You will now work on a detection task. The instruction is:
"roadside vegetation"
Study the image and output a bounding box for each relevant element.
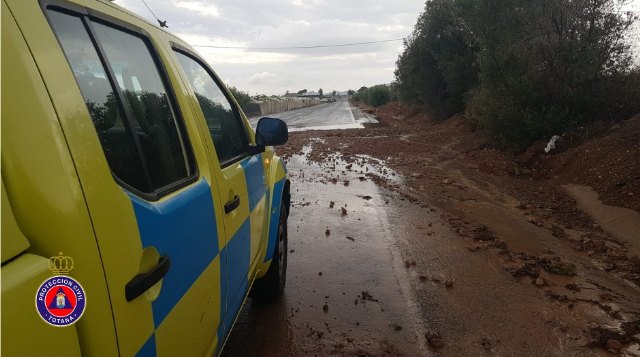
[351,84,398,107]
[394,0,640,149]
[228,86,252,110]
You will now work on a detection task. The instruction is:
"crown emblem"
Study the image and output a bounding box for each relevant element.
[48,252,74,275]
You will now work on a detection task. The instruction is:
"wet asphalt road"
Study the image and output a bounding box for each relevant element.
[248,97,374,131]
[224,102,429,356]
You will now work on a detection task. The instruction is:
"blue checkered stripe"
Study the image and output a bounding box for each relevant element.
[133,155,285,356]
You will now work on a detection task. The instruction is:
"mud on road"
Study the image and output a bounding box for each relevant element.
[224,102,640,356]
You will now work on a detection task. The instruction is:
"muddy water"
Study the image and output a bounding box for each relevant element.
[220,147,615,356]
[222,146,428,356]
[564,184,640,257]
[222,140,640,356]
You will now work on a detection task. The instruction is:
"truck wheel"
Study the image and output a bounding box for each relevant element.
[251,201,288,300]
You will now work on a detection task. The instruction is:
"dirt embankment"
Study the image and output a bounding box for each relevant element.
[278,101,640,355]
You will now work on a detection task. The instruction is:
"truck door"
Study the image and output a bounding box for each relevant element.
[18,4,226,355]
[172,49,269,343]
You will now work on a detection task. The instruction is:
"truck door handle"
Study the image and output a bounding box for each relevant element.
[224,195,240,214]
[125,255,171,302]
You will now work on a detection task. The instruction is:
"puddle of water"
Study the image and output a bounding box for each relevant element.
[564,184,640,256]
[288,117,380,132]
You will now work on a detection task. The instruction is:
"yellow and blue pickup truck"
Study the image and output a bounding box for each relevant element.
[1,0,291,355]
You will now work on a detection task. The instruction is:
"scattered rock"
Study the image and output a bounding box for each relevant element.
[322,302,329,313]
[426,330,444,348]
[565,283,580,291]
[325,228,331,236]
[360,290,378,302]
[346,236,355,241]
[606,339,622,350]
[343,180,350,186]
[534,277,546,287]
[541,258,577,276]
[318,272,323,276]
[391,323,402,331]
[429,338,444,348]
[419,275,428,282]
[445,280,454,288]
[471,226,496,241]
[329,201,335,208]
[341,207,347,216]
[481,337,493,350]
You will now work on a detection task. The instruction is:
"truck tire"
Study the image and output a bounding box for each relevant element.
[250,201,288,300]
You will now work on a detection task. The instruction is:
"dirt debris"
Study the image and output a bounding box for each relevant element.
[278,101,640,355]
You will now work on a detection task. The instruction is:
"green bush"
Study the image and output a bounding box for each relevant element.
[227,86,251,110]
[352,84,392,107]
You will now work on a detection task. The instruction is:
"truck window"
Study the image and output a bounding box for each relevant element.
[174,50,249,166]
[47,10,195,197]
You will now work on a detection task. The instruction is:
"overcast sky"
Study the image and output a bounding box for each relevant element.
[113,0,424,95]
[114,0,639,96]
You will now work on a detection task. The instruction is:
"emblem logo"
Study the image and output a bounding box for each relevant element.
[35,253,86,327]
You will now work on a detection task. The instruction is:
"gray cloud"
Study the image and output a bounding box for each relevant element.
[114,0,424,94]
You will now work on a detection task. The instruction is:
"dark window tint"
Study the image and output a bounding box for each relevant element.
[47,11,147,190]
[48,10,195,195]
[174,51,248,164]
[90,21,190,189]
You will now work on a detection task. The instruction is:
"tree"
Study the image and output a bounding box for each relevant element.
[318,88,324,97]
[332,90,337,96]
[227,86,251,110]
[395,0,477,120]
[394,0,640,149]
[297,89,307,94]
[347,89,355,96]
[352,84,392,107]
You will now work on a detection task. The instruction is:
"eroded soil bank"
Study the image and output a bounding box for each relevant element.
[274,102,640,356]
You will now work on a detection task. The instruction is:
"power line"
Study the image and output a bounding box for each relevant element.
[191,38,404,50]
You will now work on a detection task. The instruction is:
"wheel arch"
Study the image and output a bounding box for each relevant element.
[257,154,289,276]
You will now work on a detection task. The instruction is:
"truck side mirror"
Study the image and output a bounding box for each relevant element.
[255,117,288,146]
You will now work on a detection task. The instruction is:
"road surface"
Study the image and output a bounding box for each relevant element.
[248,97,376,131]
[229,100,427,355]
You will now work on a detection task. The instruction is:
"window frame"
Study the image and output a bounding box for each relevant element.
[171,44,253,168]
[42,1,199,201]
